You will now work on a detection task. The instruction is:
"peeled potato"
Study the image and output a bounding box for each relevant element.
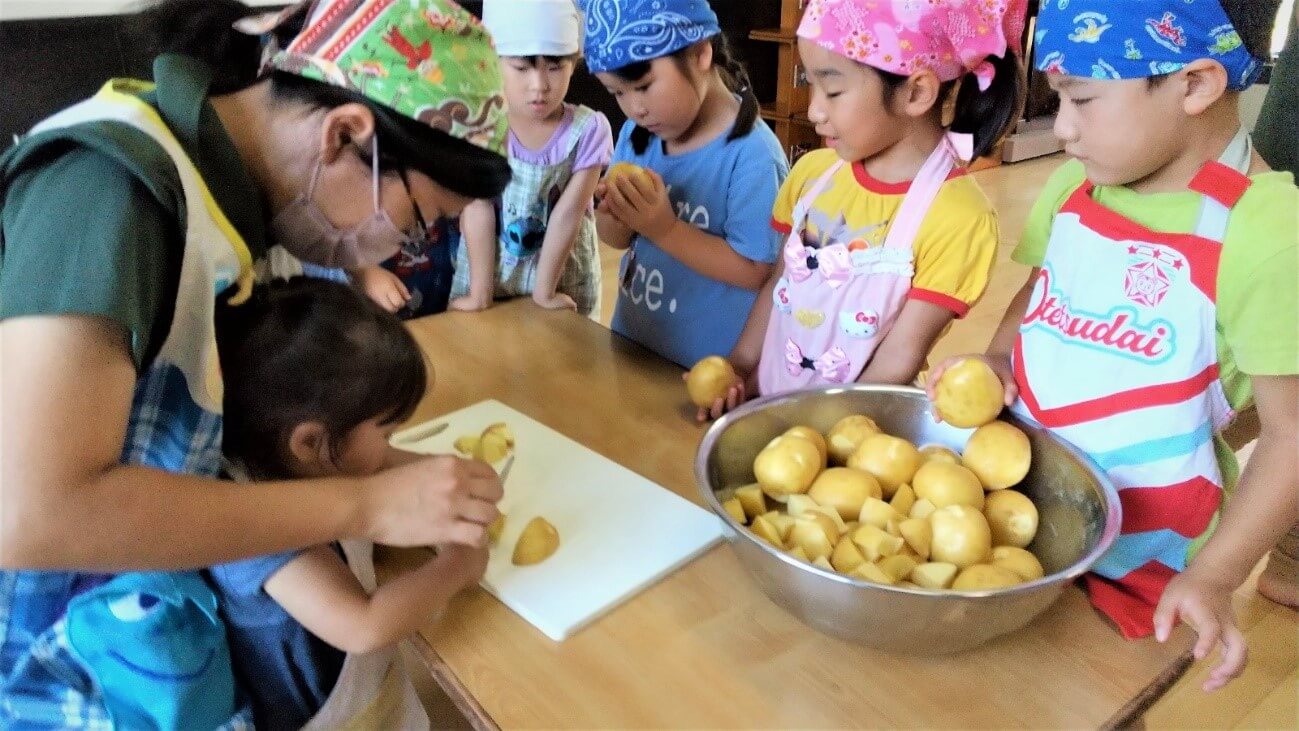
[878,553,920,583]
[962,421,1032,490]
[831,536,868,573]
[826,415,881,465]
[604,161,652,186]
[850,524,904,561]
[734,484,767,521]
[786,545,810,562]
[807,504,848,533]
[790,513,836,560]
[919,444,962,465]
[812,555,835,571]
[952,564,1022,591]
[850,561,896,585]
[801,511,841,544]
[765,512,796,542]
[512,517,559,566]
[896,544,924,563]
[753,436,822,499]
[858,497,900,529]
[487,514,506,544]
[784,426,829,467]
[847,434,922,498]
[784,494,819,517]
[899,518,932,560]
[686,356,738,409]
[807,468,881,522]
[910,561,959,590]
[912,461,986,510]
[750,515,784,546]
[983,489,1040,548]
[475,423,515,464]
[990,546,1045,581]
[453,435,479,455]
[930,504,992,569]
[722,498,746,525]
[909,498,938,520]
[889,482,916,517]
[932,358,1005,428]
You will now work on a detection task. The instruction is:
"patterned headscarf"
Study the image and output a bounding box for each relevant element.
[1034,0,1265,91]
[246,0,508,154]
[579,0,722,74]
[798,0,1028,91]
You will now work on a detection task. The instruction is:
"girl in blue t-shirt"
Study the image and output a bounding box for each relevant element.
[581,0,789,367]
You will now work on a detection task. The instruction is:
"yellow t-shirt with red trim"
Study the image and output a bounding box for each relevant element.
[771,149,999,317]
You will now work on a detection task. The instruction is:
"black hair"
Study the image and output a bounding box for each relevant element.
[216,277,428,480]
[877,50,1026,161]
[1148,0,1283,90]
[501,54,583,67]
[611,33,759,155]
[133,0,511,200]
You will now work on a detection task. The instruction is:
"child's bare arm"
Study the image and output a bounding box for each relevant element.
[655,223,773,290]
[986,270,1037,364]
[604,171,771,290]
[534,167,602,309]
[680,258,784,423]
[1154,374,1299,691]
[729,256,784,377]
[264,543,487,655]
[858,300,956,385]
[450,200,498,312]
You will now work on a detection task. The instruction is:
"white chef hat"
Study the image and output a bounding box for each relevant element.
[482,0,584,58]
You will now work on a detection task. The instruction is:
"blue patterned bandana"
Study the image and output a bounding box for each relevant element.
[1035,0,1265,91]
[579,0,721,74]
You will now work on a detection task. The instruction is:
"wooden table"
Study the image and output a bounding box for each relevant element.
[388,300,1196,729]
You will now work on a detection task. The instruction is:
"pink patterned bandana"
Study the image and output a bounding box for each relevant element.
[797,0,1029,90]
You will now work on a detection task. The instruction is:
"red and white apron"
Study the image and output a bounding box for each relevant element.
[1010,130,1254,638]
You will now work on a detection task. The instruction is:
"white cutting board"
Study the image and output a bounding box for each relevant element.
[391,400,724,641]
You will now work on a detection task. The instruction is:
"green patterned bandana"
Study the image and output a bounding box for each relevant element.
[268,0,507,154]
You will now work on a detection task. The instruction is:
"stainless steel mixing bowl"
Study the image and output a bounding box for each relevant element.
[694,384,1121,655]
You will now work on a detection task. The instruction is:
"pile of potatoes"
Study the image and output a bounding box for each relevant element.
[721,412,1044,592]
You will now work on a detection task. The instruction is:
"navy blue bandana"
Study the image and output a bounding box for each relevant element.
[1035,0,1266,91]
[580,0,721,74]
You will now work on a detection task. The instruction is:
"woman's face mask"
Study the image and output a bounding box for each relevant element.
[270,134,409,269]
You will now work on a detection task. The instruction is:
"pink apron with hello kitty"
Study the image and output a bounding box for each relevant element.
[757,134,969,394]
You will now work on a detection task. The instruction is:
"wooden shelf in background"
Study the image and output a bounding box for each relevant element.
[749,27,796,43]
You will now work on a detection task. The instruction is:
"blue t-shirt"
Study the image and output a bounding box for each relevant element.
[206,547,345,730]
[609,119,788,367]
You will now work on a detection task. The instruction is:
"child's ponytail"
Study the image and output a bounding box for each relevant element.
[949,50,1026,161]
[711,33,760,147]
[623,33,761,154]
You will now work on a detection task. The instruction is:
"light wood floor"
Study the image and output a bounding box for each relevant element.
[591,153,1298,729]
